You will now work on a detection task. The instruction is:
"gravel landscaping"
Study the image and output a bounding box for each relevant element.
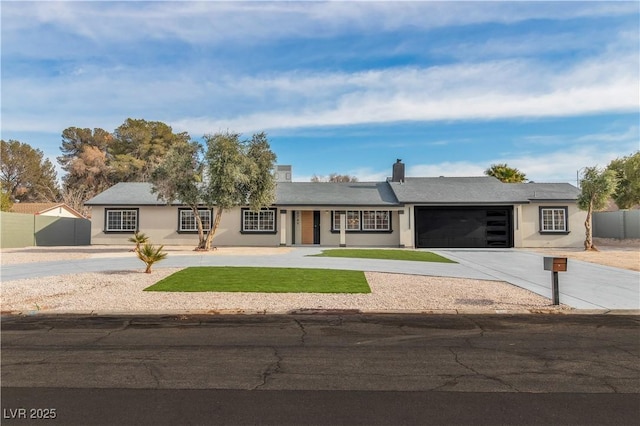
[0,245,569,313]
[1,268,563,314]
[3,238,637,313]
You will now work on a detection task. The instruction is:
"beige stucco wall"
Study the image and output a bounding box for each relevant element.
[287,208,401,247]
[90,206,280,246]
[517,203,585,248]
[91,203,584,248]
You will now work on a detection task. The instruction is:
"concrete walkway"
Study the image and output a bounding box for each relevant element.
[0,247,492,281]
[2,247,638,310]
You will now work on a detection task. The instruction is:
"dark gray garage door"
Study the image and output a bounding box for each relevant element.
[415,207,513,248]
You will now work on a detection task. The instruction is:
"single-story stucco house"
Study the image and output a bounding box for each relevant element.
[85,161,585,248]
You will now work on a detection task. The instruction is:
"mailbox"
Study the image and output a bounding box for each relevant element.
[544,257,567,272]
[543,257,568,305]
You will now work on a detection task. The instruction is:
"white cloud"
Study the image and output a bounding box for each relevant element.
[408,162,487,178]
[3,1,637,58]
[170,50,638,134]
[350,128,639,184]
[4,47,637,135]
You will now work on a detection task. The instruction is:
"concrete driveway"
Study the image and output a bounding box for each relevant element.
[432,249,640,310]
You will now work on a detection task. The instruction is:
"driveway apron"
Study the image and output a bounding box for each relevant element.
[431,249,640,310]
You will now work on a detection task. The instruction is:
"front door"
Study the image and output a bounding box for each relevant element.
[301,211,321,244]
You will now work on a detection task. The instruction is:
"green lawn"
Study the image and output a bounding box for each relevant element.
[310,249,455,263]
[144,266,371,293]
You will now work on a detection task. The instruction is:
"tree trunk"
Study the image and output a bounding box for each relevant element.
[584,202,597,251]
[193,206,207,251]
[203,208,223,251]
[145,263,152,273]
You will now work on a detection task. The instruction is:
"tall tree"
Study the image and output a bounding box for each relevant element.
[484,163,527,183]
[58,127,113,191]
[311,173,359,182]
[151,141,207,248]
[110,118,191,182]
[607,151,640,210]
[1,139,59,202]
[577,166,619,251]
[58,127,113,206]
[151,132,277,251]
[202,132,277,250]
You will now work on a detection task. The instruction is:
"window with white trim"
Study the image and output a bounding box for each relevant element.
[332,210,391,232]
[242,209,276,232]
[362,210,390,231]
[332,211,360,231]
[540,207,567,232]
[105,209,138,232]
[179,209,211,232]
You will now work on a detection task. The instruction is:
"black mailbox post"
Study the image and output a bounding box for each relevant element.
[543,257,568,305]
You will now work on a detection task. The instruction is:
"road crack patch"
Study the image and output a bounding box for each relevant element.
[448,345,521,392]
[253,347,283,390]
[293,319,307,345]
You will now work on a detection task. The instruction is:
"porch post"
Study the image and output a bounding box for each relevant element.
[339,212,346,247]
[399,206,413,248]
[280,210,287,246]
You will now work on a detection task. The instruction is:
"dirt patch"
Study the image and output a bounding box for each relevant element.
[528,238,639,272]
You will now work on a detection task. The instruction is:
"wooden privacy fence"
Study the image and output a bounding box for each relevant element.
[0,212,91,248]
[593,210,640,239]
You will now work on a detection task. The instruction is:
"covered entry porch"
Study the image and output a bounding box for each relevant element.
[279,208,405,247]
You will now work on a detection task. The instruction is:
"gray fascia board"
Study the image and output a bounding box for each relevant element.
[274,203,401,208]
[528,198,577,203]
[86,201,185,206]
[404,201,528,206]
[86,203,168,206]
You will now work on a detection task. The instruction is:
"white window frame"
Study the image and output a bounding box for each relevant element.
[179,209,212,232]
[242,209,276,232]
[105,209,138,232]
[333,210,361,231]
[540,207,568,232]
[332,210,391,232]
[362,210,391,231]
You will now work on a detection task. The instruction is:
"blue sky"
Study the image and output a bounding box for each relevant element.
[1,1,638,184]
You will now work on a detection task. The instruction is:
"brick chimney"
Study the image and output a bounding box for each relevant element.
[391,159,405,183]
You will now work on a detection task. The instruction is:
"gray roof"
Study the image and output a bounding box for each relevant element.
[389,177,520,204]
[510,182,580,202]
[85,183,168,206]
[388,177,579,204]
[275,182,399,206]
[86,178,579,207]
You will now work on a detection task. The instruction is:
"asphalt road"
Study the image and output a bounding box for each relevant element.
[2,313,639,425]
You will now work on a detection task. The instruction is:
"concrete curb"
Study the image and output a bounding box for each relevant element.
[3,309,639,317]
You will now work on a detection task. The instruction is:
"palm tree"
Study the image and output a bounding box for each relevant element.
[137,243,168,273]
[484,163,527,183]
[128,231,149,252]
